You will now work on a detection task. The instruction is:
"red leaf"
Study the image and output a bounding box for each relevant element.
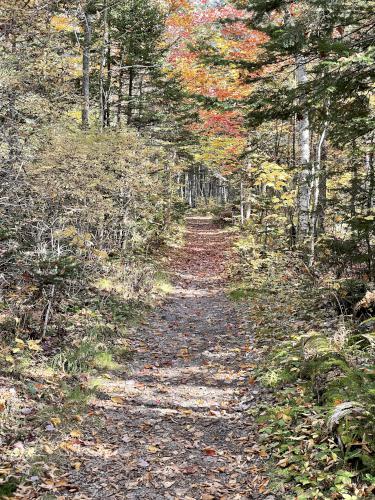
[202,447,217,456]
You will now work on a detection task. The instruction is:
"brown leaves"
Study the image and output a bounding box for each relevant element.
[40,477,70,491]
[177,347,190,359]
[0,219,275,499]
[181,465,199,475]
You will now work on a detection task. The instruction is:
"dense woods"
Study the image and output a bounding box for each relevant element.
[0,0,374,498]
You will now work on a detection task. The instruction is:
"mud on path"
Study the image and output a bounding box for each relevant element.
[69,217,268,499]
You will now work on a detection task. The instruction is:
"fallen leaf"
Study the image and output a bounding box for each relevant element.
[41,479,69,490]
[111,396,124,404]
[147,445,159,453]
[277,457,289,467]
[137,458,149,468]
[163,481,175,488]
[181,465,198,475]
[43,444,54,454]
[181,409,192,415]
[202,447,217,456]
[27,339,42,351]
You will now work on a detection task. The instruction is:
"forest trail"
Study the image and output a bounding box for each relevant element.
[69,218,268,499]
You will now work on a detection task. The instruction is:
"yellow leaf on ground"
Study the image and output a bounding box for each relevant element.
[27,340,42,351]
[147,445,159,453]
[111,396,124,404]
[43,444,54,454]
[60,440,78,452]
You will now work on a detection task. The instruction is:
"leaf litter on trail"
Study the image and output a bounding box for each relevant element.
[26,219,271,499]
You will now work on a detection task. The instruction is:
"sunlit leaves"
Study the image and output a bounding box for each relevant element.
[51,15,78,33]
[194,135,246,173]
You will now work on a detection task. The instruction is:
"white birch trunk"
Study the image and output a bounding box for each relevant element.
[309,126,327,265]
[296,55,311,238]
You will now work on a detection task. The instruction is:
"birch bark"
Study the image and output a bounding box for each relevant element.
[295,54,311,239]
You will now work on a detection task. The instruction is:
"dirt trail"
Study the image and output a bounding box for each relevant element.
[70,217,268,499]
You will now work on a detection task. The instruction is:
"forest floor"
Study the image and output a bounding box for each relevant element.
[4,217,373,499]
[59,217,272,499]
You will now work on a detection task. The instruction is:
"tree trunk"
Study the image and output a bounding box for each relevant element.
[138,73,144,127]
[82,10,91,129]
[316,142,327,234]
[240,179,244,225]
[351,142,359,218]
[366,148,374,210]
[296,54,311,239]
[366,143,374,279]
[127,67,134,125]
[105,22,111,127]
[309,126,327,265]
[117,46,124,127]
[99,1,110,129]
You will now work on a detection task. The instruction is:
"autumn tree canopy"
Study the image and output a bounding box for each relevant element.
[0,0,374,498]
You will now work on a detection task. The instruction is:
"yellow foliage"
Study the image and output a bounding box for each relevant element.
[195,135,246,172]
[254,162,290,190]
[51,15,77,33]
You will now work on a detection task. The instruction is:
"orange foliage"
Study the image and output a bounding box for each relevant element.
[164,0,267,174]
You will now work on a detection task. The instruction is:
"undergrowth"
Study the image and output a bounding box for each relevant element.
[0,224,180,498]
[231,235,375,499]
